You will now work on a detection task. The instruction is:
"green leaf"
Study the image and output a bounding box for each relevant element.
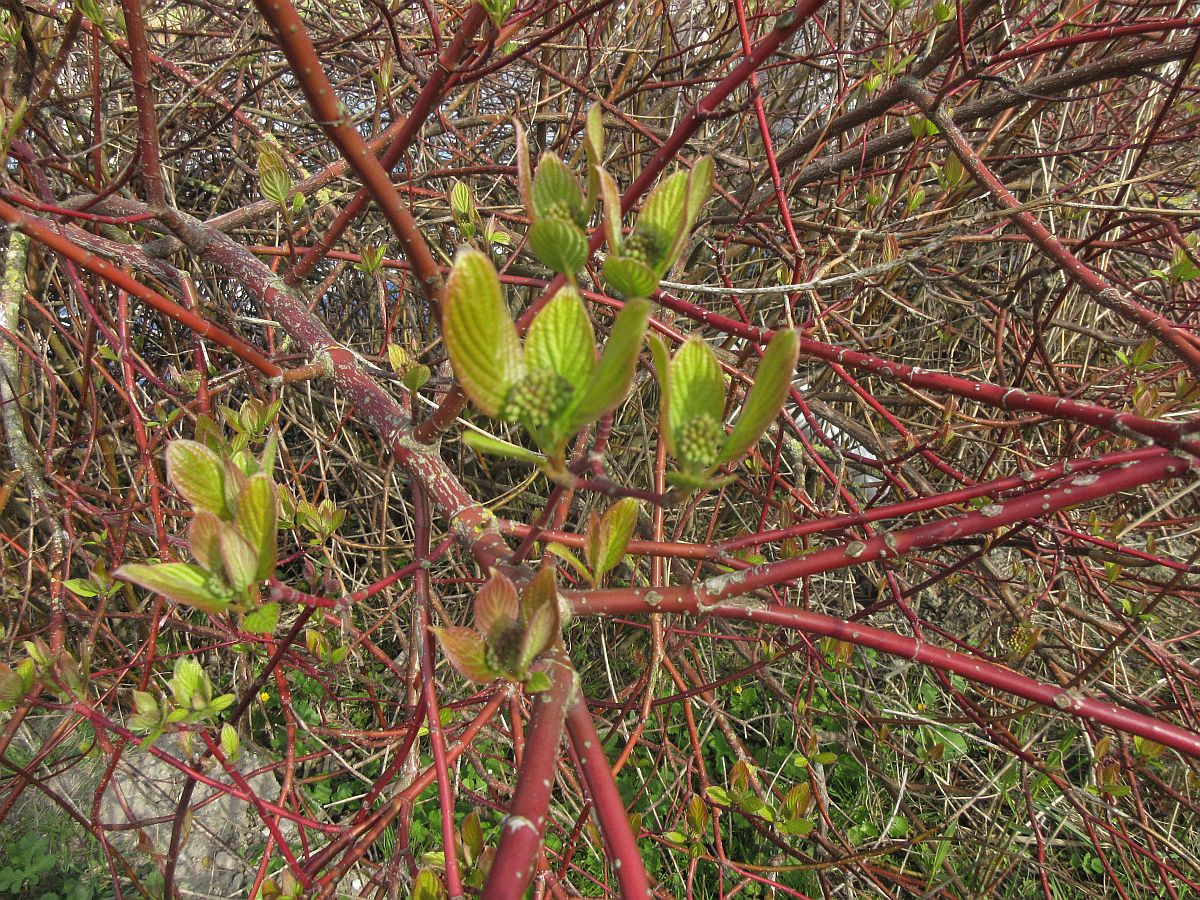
[443,248,524,417]
[402,364,431,393]
[718,328,798,464]
[171,657,205,708]
[461,430,547,466]
[525,287,596,391]
[475,570,519,638]
[705,785,731,806]
[219,527,259,593]
[220,722,240,759]
[116,562,233,614]
[569,298,649,428]
[637,171,688,255]
[236,473,278,581]
[544,542,591,581]
[588,498,639,581]
[431,627,495,683]
[524,670,552,693]
[450,179,476,237]
[668,337,725,446]
[602,254,659,299]
[63,578,100,598]
[528,216,588,276]
[242,602,280,634]
[165,440,229,517]
[413,869,446,900]
[462,810,485,864]
[531,153,585,224]
[519,602,558,672]
[520,564,559,624]
[188,511,224,572]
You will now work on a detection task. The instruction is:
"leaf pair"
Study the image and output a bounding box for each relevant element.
[117,440,280,626]
[649,329,799,490]
[600,155,714,299]
[431,567,561,686]
[443,248,648,463]
[548,497,639,587]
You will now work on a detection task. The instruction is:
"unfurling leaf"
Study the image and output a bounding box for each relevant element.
[257,143,292,208]
[450,180,477,238]
[431,626,495,683]
[443,248,524,417]
[528,216,588,276]
[170,657,207,709]
[166,440,229,517]
[718,328,798,464]
[584,103,605,206]
[524,287,596,391]
[568,298,649,428]
[116,562,233,614]
[220,722,240,760]
[602,255,659,299]
[474,570,519,638]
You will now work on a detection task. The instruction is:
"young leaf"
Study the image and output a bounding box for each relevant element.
[475,570,520,638]
[531,153,585,224]
[431,626,495,683]
[528,216,588,276]
[219,527,260,593]
[236,473,278,581]
[668,337,725,444]
[443,248,524,417]
[413,869,446,900]
[461,810,485,865]
[116,562,233,614]
[524,287,596,391]
[718,329,799,464]
[602,255,659,299]
[520,564,558,624]
[636,171,688,256]
[596,165,624,254]
[584,103,605,205]
[243,601,280,634]
[188,510,224,572]
[515,120,533,219]
[568,298,649,428]
[545,542,591,581]
[647,334,675,456]
[166,440,228,517]
[592,498,639,581]
[171,657,206,708]
[519,601,559,672]
[220,723,240,759]
[462,430,547,466]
